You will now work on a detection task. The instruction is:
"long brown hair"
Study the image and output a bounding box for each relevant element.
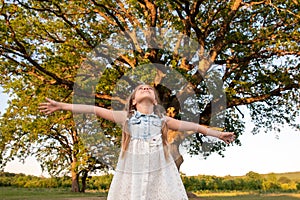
[121,84,169,158]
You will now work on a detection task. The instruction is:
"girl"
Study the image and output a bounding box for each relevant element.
[39,84,235,200]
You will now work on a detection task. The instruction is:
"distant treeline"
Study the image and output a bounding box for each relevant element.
[0,172,113,191]
[1,171,300,192]
[182,171,300,192]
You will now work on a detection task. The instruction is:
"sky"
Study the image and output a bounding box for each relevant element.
[1,87,300,177]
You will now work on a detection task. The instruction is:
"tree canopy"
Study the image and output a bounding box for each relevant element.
[0,0,299,192]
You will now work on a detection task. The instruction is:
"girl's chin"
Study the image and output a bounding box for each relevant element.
[136,96,155,103]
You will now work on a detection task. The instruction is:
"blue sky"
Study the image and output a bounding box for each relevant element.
[1,87,300,177]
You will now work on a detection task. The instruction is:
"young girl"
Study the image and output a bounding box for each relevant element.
[39,84,235,200]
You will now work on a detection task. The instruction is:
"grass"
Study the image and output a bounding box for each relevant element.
[0,187,105,200]
[1,187,300,200]
[192,192,300,200]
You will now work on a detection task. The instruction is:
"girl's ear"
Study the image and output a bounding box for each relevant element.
[153,100,157,105]
[132,99,137,106]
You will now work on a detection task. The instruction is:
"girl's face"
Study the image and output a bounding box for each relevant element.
[133,85,157,105]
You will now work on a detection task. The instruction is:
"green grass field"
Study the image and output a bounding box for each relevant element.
[193,192,300,200]
[1,187,300,200]
[0,187,105,200]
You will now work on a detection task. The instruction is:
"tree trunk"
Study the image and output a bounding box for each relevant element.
[80,170,88,193]
[71,161,80,192]
[168,130,185,170]
[166,107,186,170]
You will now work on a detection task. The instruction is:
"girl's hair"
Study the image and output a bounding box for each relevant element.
[121,84,169,158]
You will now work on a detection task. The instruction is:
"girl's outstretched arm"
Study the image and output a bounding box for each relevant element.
[39,98,126,124]
[165,116,235,144]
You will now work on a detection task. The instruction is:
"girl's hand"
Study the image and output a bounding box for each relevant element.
[39,98,61,115]
[219,132,235,144]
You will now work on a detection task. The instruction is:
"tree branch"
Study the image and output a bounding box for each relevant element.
[2,15,75,89]
[210,0,242,61]
[228,83,300,107]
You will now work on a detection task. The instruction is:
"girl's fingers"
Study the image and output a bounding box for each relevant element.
[39,103,49,106]
[46,98,56,105]
[38,105,49,110]
[40,109,49,113]
[38,98,55,115]
[39,103,51,109]
[45,97,52,102]
[221,132,235,144]
[38,105,47,109]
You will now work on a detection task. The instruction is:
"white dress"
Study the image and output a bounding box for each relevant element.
[107,111,188,200]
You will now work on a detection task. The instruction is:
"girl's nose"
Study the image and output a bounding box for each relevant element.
[142,87,151,90]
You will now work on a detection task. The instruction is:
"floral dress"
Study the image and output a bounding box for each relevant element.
[107,111,188,200]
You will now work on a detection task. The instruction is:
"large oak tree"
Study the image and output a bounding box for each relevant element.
[0,0,299,192]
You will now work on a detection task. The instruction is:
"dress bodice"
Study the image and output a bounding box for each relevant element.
[128,111,162,139]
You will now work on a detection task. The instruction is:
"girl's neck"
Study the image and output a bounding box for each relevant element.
[136,102,154,114]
